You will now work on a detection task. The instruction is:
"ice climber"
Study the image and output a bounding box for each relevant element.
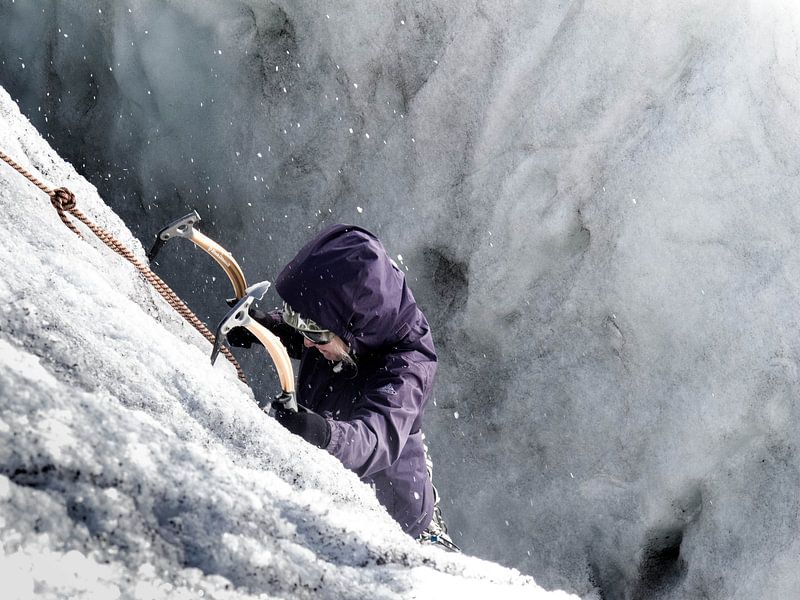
[227,224,456,549]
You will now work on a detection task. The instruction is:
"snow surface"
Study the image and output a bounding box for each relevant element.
[0,88,573,599]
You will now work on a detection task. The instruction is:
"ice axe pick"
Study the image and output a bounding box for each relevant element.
[148,211,248,299]
[211,281,298,413]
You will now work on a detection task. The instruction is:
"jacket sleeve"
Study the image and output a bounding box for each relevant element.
[325,356,433,478]
[254,309,306,359]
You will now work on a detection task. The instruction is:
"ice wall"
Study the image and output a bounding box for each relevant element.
[3,1,800,598]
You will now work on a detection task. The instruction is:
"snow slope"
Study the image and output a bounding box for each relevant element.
[0,88,573,600]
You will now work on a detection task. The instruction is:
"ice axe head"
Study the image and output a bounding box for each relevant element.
[147,210,201,261]
[211,280,271,365]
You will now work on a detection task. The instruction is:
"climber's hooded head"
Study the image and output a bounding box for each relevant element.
[275,224,434,358]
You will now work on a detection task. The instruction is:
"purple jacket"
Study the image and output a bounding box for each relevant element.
[269,224,437,538]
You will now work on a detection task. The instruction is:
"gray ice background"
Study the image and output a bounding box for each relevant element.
[3,1,800,598]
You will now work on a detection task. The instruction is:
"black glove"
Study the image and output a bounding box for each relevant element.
[226,326,259,348]
[273,407,331,449]
[224,303,271,348]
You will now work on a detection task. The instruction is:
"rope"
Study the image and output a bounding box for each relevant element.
[0,148,248,385]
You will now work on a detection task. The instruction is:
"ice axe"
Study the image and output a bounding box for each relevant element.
[148,211,247,299]
[211,280,298,413]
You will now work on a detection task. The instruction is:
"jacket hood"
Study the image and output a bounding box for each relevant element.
[275,224,430,355]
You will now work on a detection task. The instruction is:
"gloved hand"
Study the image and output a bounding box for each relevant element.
[225,326,259,348]
[273,407,331,449]
[224,302,270,348]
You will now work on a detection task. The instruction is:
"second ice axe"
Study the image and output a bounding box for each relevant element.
[211,281,298,413]
[148,211,247,299]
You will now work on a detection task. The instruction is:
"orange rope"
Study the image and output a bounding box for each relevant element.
[0,148,248,385]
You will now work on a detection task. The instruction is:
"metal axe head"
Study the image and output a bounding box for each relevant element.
[147,210,202,261]
[211,280,272,365]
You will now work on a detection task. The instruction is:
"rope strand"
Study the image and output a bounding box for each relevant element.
[0,148,51,194]
[0,148,248,385]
